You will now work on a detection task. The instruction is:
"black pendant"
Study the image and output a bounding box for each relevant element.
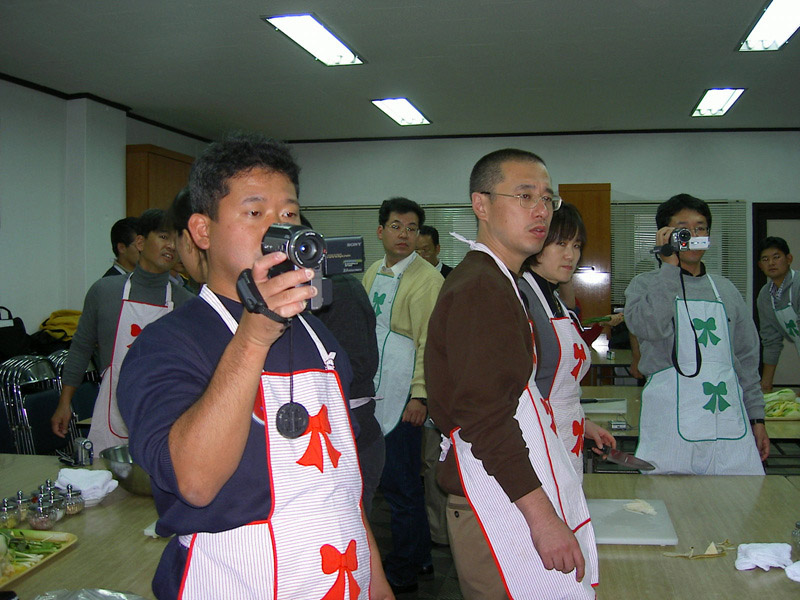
[276,402,310,439]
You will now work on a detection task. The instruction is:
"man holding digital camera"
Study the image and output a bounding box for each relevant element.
[624,194,769,475]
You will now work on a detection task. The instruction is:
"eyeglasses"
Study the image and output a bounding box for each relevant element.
[388,222,419,235]
[480,191,562,211]
[687,226,709,236]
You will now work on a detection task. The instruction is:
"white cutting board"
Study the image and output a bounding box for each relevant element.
[587,499,678,546]
[582,399,626,414]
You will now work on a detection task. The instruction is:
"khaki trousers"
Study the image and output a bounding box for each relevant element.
[446,494,509,600]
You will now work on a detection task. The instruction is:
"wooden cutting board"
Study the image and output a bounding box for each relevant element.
[587,499,678,546]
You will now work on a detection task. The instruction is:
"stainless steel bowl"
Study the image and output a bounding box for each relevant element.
[100,444,152,496]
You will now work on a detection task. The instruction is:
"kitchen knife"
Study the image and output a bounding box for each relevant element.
[580,397,626,404]
[601,446,655,471]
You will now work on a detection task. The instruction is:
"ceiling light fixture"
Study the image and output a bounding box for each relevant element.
[264,14,363,66]
[739,0,800,51]
[691,88,746,117]
[371,98,431,126]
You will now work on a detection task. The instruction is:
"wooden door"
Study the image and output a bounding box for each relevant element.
[557,183,611,320]
[126,145,194,217]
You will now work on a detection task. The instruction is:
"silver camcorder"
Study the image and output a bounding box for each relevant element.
[261,224,364,309]
[668,227,710,253]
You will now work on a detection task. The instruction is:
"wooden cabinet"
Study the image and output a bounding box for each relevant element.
[126,145,194,217]
[557,183,612,320]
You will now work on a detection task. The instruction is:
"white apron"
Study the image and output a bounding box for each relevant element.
[771,270,800,356]
[178,287,370,600]
[447,238,598,599]
[523,272,591,479]
[369,266,415,435]
[636,277,764,475]
[88,275,172,454]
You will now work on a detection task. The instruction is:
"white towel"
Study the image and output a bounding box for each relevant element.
[734,543,793,571]
[786,561,800,583]
[56,468,119,505]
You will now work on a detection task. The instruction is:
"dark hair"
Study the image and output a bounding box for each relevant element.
[110,217,139,257]
[137,208,171,238]
[189,132,300,220]
[418,225,440,246]
[469,148,546,195]
[758,236,791,257]
[378,197,425,227]
[167,187,192,234]
[530,202,587,265]
[655,194,712,230]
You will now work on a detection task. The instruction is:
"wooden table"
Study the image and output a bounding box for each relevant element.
[586,349,634,385]
[1,453,166,599]
[584,474,800,599]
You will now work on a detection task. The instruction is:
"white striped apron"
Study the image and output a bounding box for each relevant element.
[177,287,370,599]
[448,240,598,599]
[636,277,763,475]
[522,272,591,479]
[88,274,172,454]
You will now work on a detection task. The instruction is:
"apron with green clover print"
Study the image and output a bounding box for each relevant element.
[369,269,415,436]
[636,276,764,475]
[771,270,800,357]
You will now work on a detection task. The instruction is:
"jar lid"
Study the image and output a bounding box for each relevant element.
[29,500,54,513]
[15,490,31,503]
[0,498,14,514]
[62,484,83,498]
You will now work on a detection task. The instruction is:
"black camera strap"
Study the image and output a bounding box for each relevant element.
[670,255,702,378]
[236,268,309,438]
[236,268,290,325]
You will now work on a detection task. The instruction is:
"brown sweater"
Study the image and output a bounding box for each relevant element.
[426,251,541,502]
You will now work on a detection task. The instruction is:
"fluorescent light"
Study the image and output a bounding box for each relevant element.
[691,88,745,117]
[372,98,431,126]
[265,14,362,66]
[739,0,800,51]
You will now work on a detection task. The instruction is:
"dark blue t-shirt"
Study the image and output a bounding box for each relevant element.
[118,292,354,534]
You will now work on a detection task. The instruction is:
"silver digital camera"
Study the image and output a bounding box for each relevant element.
[668,228,710,252]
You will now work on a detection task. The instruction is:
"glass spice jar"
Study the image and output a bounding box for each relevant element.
[62,485,85,516]
[0,498,19,529]
[43,491,66,521]
[11,491,31,526]
[28,500,55,530]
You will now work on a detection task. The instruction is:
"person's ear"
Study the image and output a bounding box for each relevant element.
[787,253,793,267]
[377,225,384,241]
[133,234,145,252]
[472,191,489,223]
[116,241,127,257]
[189,214,211,251]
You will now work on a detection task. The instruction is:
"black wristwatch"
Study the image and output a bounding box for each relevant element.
[750,418,765,426]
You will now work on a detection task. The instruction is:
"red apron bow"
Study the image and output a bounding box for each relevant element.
[571,418,585,457]
[540,396,558,434]
[570,343,586,380]
[320,540,360,600]
[297,404,341,472]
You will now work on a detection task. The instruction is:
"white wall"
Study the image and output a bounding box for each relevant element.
[0,79,202,330]
[1,77,798,330]
[293,131,800,206]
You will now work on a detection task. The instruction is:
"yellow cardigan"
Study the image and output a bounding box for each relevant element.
[362,256,444,400]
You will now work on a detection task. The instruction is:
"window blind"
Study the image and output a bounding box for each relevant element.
[610,200,748,305]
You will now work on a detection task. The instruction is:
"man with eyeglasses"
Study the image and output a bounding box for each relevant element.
[362,196,443,594]
[755,236,799,393]
[426,149,598,599]
[625,194,769,475]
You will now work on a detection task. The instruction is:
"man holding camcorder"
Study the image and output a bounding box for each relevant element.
[624,194,769,475]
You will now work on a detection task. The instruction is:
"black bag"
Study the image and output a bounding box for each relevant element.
[0,305,31,361]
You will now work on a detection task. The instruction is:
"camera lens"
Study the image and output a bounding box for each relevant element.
[677,228,691,242]
[291,231,325,267]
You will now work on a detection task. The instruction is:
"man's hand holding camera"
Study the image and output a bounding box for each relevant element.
[238,251,317,349]
[656,226,682,266]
